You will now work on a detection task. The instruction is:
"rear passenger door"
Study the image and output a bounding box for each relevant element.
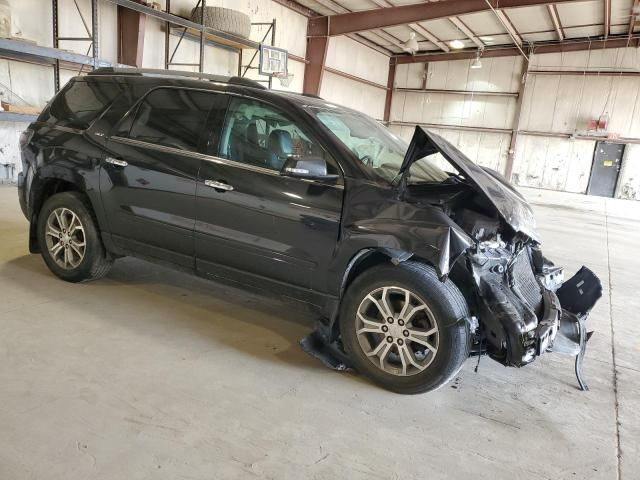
[194,97,344,294]
[100,87,227,268]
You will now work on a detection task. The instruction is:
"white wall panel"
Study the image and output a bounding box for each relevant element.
[617,144,640,200]
[391,91,515,130]
[320,71,386,120]
[325,36,388,86]
[512,137,594,193]
[0,120,28,183]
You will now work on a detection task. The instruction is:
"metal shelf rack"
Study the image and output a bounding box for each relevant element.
[0,0,276,124]
[107,0,276,84]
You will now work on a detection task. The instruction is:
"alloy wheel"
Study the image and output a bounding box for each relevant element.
[45,207,86,270]
[355,286,439,376]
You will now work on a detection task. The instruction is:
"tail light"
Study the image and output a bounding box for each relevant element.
[19,129,34,149]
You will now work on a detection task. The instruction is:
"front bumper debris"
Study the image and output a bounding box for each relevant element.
[552,267,602,390]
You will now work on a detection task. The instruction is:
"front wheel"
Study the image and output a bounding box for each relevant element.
[340,261,471,394]
[37,191,113,282]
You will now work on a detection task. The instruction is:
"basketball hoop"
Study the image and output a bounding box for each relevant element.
[273,72,294,88]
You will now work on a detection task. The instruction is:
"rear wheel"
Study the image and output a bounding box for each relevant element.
[37,192,113,282]
[340,261,470,394]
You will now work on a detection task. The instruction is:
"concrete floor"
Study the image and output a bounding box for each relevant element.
[0,184,638,480]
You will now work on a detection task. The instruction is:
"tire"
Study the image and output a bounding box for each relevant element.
[340,261,471,394]
[190,6,251,39]
[36,191,113,283]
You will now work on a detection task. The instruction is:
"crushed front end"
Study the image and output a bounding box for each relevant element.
[466,235,602,390]
[399,127,603,390]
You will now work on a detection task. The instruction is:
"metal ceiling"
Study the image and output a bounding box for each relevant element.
[294,0,639,56]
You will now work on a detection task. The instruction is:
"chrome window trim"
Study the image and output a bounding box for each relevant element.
[109,136,344,189]
[33,123,86,135]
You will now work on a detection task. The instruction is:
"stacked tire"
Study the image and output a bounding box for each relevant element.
[190,6,251,39]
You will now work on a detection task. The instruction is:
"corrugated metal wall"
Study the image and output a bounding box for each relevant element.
[0,0,389,182]
[389,48,640,201]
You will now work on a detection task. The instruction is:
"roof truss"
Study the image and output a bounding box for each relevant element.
[307,0,581,37]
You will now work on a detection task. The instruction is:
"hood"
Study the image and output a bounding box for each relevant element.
[399,127,540,243]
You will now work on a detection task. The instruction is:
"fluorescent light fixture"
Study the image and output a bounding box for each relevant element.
[449,39,465,49]
[479,36,494,41]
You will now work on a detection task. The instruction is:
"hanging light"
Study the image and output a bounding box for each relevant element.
[471,49,483,69]
[402,32,419,55]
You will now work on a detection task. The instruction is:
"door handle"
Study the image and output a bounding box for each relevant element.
[204,179,234,191]
[105,157,128,167]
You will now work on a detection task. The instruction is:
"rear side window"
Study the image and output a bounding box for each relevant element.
[40,79,122,130]
[127,88,222,152]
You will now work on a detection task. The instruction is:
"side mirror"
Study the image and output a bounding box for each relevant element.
[280,156,338,180]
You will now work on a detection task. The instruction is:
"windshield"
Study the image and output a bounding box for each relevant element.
[304,105,450,184]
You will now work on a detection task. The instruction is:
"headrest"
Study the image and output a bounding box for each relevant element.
[268,130,292,156]
[246,122,259,145]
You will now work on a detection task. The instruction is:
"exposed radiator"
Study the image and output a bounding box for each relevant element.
[512,249,543,316]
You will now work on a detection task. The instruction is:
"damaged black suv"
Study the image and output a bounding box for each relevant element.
[18,68,602,394]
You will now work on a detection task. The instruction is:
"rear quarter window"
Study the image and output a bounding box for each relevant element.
[39,79,122,130]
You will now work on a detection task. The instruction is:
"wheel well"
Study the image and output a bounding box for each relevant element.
[29,178,83,253]
[342,250,392,296]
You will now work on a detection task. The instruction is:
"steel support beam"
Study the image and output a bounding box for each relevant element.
[630,0,639,38]
[408,23,449,52]
[547,5,564,40]
[117,0,145,66]
[383,57,396,122]
[449,17,484,48]
[368,0,449,52]
[604,0,611,38]
[505,59,528,181]
[307,0,579,37]
[394,35,640,63]
[303,36,328,95]
[530,69,640,77]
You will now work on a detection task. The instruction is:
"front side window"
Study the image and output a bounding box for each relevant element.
[305,105,451,185]
[128,88,220,151]
[219,98,338,174]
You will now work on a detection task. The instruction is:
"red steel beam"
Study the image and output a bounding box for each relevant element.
[307,0,580,37]
[303,36,328,95]
[394,36,640,63]
[383,57,396,122]
[630,0,639,38]
[117,2,146,67]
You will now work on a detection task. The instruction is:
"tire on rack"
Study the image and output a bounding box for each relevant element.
[339,261,471,394]
[190,6,252,39]
[36,191,113,283]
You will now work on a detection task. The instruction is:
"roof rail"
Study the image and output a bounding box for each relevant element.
[227,76,266,90]
[89,67,266,90]
[88,67,230,83]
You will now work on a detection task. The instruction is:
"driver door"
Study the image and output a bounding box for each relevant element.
[195,97,344,296]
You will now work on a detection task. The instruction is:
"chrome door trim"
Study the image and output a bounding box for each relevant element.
[109,136,344,189]
[105,157,128,167]
[204,179,234,191]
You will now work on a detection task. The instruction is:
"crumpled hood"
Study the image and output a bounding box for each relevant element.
[400,127,540,243]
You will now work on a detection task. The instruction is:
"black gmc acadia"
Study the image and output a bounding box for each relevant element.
[17,68,602,394]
